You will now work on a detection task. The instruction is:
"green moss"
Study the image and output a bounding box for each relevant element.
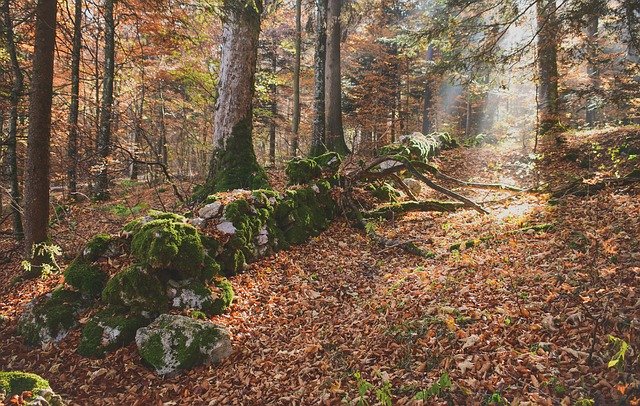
[380,132,453,163]
[169,278,233,316]
[138,333,165,370]
[130,217,205,278]
[17,287,85,346]
[211,277,234,314]
[102,266,167,314]
[205,117,270,194]
[83,234,113,262]
[313,151,342,170]
[286,158,321,185]
[64,258,107,298]
[0,371,50,397]
[367,182,401,202]
[77,307,149,358]
[275,185,336,245]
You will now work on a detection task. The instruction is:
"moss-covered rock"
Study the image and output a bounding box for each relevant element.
[82,233,114,262]
[380,132,454,163]
[17,288,85,346]
[0,371,63,405]
[77,307,149,358]
[63,258,107,298]
[130,215,206,279]
[285,152,342,185]
[135,314,232,375]
[366,182,401,202]
[167,277,234,317]
[102,266,167,314]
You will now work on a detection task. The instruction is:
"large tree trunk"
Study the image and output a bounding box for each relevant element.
[2,0,24,239]
[324,0,348,155]
[67,0,82,199]
[310,0,327,157]
[585,12,599,127]
[204,0,267,193]
[94,0,115,200]
[290,0,301,157]
[536,0,560,136]
[24,0,57,255]
[421,45,434,135]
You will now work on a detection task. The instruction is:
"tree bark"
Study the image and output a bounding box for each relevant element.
[324,0,349,155]
[421,45,434,135]
[94,0,115,200]
[585,12,599,127]
[204,0,267,193]
[24,0,57,255]
[2,0,24,238]
[269,49,277,165]
[67,0,82,199]
[536,0,560,136]
[290,0,301,157]
[310,0,327,157]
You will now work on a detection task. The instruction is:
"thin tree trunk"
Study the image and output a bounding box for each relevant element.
[324,0,348,155]
[290,0,302,157]
[67,0,82,199]
[422,45,434,134]
[585,13,599,127]
[204,0,266,193]
[94,0,115,200]
[157,88,168,166]
[536,0,560,137]
[2,0,24,239]
[24,0,57,256]
[310,0,327,157]
[269,49,277,165]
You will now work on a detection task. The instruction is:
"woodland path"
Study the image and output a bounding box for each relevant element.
[1,129,639,405]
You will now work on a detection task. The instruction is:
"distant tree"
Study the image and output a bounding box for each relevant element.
[1,0,24,238]
[422,45,435,134]
[204,0,268,193]
[94,0,115,200]
[23,0,57,256]
[291,0,302,156]
[324,0,349,154]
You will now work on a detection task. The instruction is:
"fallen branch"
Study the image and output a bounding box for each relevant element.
[366,200,464,219]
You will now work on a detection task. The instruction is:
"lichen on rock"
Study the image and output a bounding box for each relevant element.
[17,287,86,346]
[135,314,232,375]
[167,277,234,317]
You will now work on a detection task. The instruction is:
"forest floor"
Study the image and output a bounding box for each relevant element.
[1,127,639,405]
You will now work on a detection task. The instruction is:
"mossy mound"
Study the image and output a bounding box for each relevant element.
[64,259,107,298]
[17,288,86,346]
[380,132,454,163]
[167,278,234,317]
[0,371,63,405]
[135,314,232,375]
[366,182,401,202]
[102,266,167,314]
[275,182,336,245]
[285,152,341,185]
[130,216,206,279]
[82,233,114,262]
[77,307,149,358]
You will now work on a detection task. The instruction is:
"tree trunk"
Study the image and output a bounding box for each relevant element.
[290,0,301,157]
[94,0,115,200]
[67,0,82,200]
[421,45,434,135]
[204,0,267,193]
[536,0,560,136]
[310,0,327,157]
[2,0,24,239]
[585,13,599,127]
[24,0,57,255]
[269,49,277,165]
[157,88,168,166]
[324,0,348,155]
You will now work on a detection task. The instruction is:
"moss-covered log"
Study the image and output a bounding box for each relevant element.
[366,200,465,219]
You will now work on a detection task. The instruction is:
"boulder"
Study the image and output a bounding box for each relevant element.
[101,266,167,315]
[167,278,234,317]
[0,371,64,405]
[77,307,149,358]
[17,288,85,346]
[135,314,232,375]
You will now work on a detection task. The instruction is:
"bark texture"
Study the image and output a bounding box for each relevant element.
[205,0,267,193]
[290,0,301,157]
[95,0,115,200]
[67,0,82,198]
[536,0,560,136]
[324,0,348,155]
[2,0,24,238]
[24,0,57,254]
[310,0,327,157]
